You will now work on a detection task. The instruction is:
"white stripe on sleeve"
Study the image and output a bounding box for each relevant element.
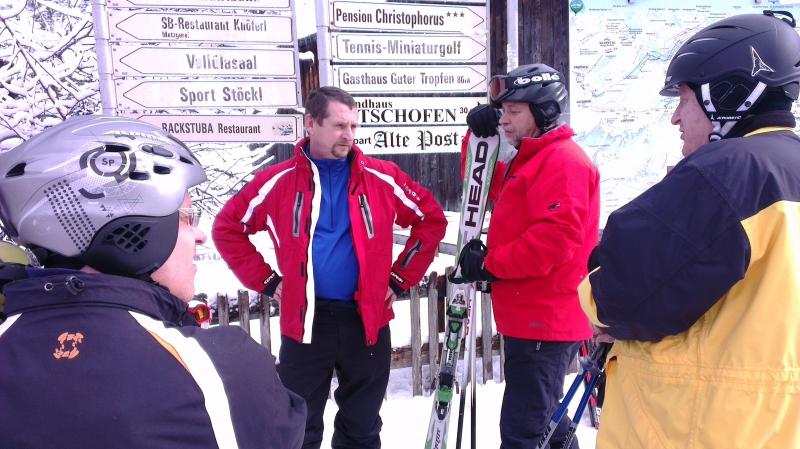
[129,312,239,449]
[0,314,20,339]
[364,167,424,219]
[241,166,295,225]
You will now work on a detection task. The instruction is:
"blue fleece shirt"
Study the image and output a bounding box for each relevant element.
[309,155,359,300]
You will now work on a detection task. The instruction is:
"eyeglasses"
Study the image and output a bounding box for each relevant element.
[178,207,202,227]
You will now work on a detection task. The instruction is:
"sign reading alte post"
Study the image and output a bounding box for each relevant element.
[94,0,303,143]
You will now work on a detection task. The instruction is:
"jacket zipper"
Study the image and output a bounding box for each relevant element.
[401,239,422,269]
[293,192,303,237]
[359,194,374,239]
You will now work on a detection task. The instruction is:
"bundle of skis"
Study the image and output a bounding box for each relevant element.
[424,133,499,449]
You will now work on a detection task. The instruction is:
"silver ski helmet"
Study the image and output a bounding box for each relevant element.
[661,11,800,139]
[0,115,207,279]
[489,63,569,132]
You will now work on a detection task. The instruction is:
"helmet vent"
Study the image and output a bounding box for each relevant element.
[105,223,150,254]
[153,166,171,175]
[104,144,130,152]
[711,78,753,110]
[129,171,150,181]
[6,163,25,178]
[45,181,95,252]
[179,156,195,165]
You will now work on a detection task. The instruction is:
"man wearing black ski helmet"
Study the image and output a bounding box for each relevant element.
[458,64,600,449]
[580,11,800,448]
[0,115,305,449]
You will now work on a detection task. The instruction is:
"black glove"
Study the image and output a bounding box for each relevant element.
[466,104,501,138]
[449,239,499,284]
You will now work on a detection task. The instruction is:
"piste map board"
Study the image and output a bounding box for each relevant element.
[569,0,800,227]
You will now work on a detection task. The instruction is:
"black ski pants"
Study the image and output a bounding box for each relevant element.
[279,299,391,449]
[500,337,581,449]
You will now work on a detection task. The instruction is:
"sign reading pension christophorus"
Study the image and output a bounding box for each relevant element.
[330,1,485,33]
[334,65,486,93]
[112,47,296,77]
[109,0,290,8]
[125,114,302,143]
[331,32,486,62]
[115,80,298,110]
[107,11,293,44]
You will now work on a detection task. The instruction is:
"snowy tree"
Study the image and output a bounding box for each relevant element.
[0,0,99,150]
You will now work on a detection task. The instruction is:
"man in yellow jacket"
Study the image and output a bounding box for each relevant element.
[579,11,800,448]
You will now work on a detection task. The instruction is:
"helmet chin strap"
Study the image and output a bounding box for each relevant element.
[700,81,767,141]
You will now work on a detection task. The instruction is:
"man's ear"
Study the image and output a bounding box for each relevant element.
[304,114,315,134]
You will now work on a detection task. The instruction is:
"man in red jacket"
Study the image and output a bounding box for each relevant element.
[213,86,447,449]
[458,64,600,449]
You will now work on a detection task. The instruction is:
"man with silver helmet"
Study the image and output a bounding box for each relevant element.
[0,115,306,448]
[457,64,600,449]
[579,11,800,447]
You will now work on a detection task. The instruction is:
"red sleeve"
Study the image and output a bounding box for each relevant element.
[211,170,282,295]
[485,145,595,280]
[460,130,506,201]
[387,166,448,294]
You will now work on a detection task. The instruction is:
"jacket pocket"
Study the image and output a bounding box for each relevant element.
[359,194,374,239]
[293,192,303,238]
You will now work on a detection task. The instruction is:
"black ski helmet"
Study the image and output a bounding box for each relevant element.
[489,63,569,132]
[661,10,800,140]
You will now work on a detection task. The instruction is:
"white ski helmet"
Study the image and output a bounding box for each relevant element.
[0,115,207,279]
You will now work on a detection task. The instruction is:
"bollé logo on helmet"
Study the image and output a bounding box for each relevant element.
[78,146,137,199]
[514,72,561,86]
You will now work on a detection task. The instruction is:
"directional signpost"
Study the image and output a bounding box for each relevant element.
[94,0,303,143]
[330,1,485,33]
[124,114,302,143]
[333,65,486,93]
[325,0,490,154]
[331,33,486,63]
[109,0,290,8]
[112,47,296,77]
[115,80,299,110]
[354,96,487,125]
[108,11,294,44]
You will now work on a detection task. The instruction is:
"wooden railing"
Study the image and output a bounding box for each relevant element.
[198,268,504,397]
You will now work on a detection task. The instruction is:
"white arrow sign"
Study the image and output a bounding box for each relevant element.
[334,65,487,93]
[123,114,302,143]
[108,11,293,44]
[330,1,485,33]
[110,0,290,8]
[354,96,487,126]
[331,33,486,62]
[112,46,296,77]
[354,125,465,153]
[115,80,299,110]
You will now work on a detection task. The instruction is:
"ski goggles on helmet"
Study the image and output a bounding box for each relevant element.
[187,299,212,326]
[489,71,564,104]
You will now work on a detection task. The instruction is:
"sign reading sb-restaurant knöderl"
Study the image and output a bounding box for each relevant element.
[100,0,302,143]
[328,0,490,153]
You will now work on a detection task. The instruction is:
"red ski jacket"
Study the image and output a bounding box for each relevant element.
[213,138,446,346]
[462,125,599,341]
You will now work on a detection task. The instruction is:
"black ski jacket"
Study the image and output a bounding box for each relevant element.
[0,271,306,449]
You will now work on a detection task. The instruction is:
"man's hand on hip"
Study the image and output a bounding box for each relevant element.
[385,287,397,309]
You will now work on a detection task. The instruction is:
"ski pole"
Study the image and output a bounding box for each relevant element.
[534,342,608,449]
[561,371,601,448]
